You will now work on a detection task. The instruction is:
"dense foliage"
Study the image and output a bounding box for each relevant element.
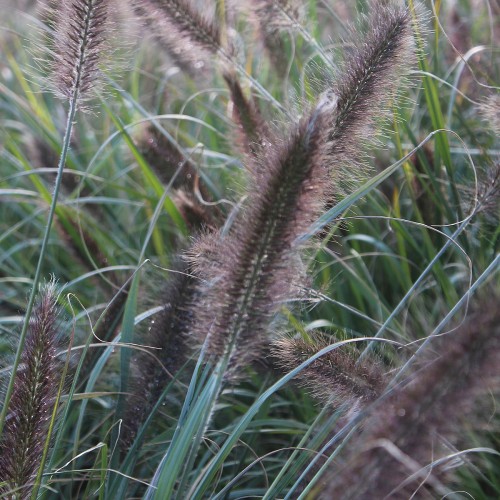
[0,1,499,498]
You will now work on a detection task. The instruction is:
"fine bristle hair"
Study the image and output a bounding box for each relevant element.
[122,262,197,448]
[184,228,225,282]
[271,332,384,408]
[461,158,500,222]
[325,1,417,189]
[191,103,332,377]
[479,93,500,136]
[323,298,500,499]
[0,282,63,498]
[130,0,226,72]
[43,0,111,105]
[476,160,500,216]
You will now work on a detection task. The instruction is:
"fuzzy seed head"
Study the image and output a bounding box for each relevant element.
[271,333,384,407]
[43,0,110,104]
[325,2,416,188]
[223,71,271,161]
[0,282,62,497]
[130,0,226,72]
[191,104,332,376]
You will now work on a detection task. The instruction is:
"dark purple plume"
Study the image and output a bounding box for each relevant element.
[0,282,64,498]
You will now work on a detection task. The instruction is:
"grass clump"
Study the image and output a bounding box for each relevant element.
[0,0,498,498]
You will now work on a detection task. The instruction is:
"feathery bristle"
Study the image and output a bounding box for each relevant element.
[324,300,500,499]
[461,159,500,221]
[0,282,63,498]
[130,0,224,71]
[47,0,110,103]
[191,103,332,375]
[479,93,500,136]
[474,160,500,218]
[271,333,384,407]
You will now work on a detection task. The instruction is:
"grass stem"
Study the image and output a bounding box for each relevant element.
[0,97,78,437]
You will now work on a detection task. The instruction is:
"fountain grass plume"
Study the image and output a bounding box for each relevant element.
[271,332,384,408]
[135,125,219,230]
[325,1,417,188]
[324,299,500,499]
[130,0,227,71]
[135,125,202,192]
[188,2,416,377]
[0,282,64,499]
[129,0,287,111]
[51,0,109,103]
[189,100,334,377]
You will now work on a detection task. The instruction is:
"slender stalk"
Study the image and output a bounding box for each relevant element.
[2,0,109,437]
[0,99,77,437]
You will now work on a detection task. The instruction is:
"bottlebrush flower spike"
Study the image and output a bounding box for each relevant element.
[0,282,64,498]
[134,125,220,229]
[271,332,384,408]
[223,71,270,159]
[324,299,500,499]
[43,0,111,105]
[325,2,417,188]
[130,0,227,71]
[190,102,333,376]
[135,125,201,192]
